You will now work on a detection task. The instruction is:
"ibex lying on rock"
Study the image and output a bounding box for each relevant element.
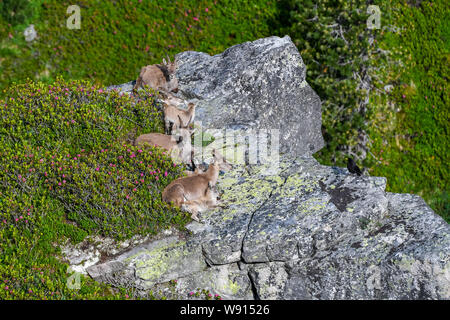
[163,102,196,134]
[134,128,192,165]
[162,150,229,221]
[133,56,178,94]
[184,148,232,176]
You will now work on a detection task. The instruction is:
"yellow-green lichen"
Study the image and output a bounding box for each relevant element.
[216,169,284,221]
[127,240,189,282]
[296,197,328,214]
[279,174,318,198]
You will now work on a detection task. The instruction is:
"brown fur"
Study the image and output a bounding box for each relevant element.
[162,150,224,221]
[184,167,204,176]
[160,92,184,107]
[163,102,195,134]
[134,128,192,165]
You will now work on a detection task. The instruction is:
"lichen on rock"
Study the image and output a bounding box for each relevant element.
[82,36,450,300]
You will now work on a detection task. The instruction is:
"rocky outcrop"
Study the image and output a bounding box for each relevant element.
[85,36,450,300]
[84,156,450,299]
[174,36,324,157]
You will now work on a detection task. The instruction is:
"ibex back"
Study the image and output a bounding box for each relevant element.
[133,56,178,93]
[162,150,228,221]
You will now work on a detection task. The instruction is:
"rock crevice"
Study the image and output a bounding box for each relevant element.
[239,161,293,263]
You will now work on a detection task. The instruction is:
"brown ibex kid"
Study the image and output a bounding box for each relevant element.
[162,150,229,221]
[133,55,178,94]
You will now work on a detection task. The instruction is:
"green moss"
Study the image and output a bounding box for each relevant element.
[296,197,328,214]
[215,167,285,221]
[279,175,316,198]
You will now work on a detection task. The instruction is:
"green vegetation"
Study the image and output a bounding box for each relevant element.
[274,0,448,220]
[0,0,279,300]
[276,0,372,165]
[0,0,35,26]
[367,0,449,220]
[0,0,279,93]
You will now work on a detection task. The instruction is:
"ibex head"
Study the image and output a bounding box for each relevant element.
[162,54,178,93]
[163,54,176,74]
[211,149,233,172]
[172,127,192,146]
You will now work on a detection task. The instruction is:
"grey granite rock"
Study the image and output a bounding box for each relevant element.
[282,192,450,299]
[85,156,450,300]
[87,235,207,291]
[248,262,288,300]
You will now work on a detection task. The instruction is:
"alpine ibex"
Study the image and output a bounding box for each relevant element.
[134,128,192,165]
[163,102,196,134]
[162,150,228,221]
[160,91,184,107]
[133,56,178,94]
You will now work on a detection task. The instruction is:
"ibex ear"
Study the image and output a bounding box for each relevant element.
[162,58,167,65]
[159,91,168,99]
[178,115,185,128]
[177,136,183,144]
